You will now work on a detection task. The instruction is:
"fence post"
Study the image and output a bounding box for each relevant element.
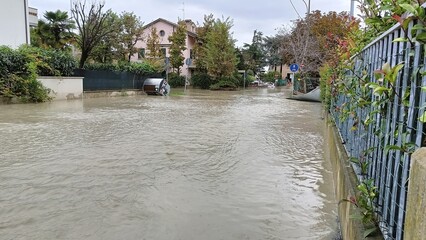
[404,148,426,239]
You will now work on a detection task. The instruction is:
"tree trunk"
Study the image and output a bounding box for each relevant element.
[79,51,89,68]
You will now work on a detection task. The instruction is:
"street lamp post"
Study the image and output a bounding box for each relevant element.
[302,0,310,14]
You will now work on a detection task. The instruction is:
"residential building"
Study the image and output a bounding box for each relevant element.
[268,64,291,80]
[131,18,197,79]
[28,7,38,28]
[0,0,30,48]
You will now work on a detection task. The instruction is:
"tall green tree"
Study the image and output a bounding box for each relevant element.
[119,11,144,62]
[263,36,283,72]
[145,27,166,73]
[205,17,238,80]
[168,20,187,74]
[146,27,163,59]
[194,14,215,73]
[241,30,265,75]
[90,12,121,63]
[31,10,75,50]
[235,47,246,70]
[72,1,120,68]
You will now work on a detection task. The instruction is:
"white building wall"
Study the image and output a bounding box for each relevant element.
[0,0,29,48]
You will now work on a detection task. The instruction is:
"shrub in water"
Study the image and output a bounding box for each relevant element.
[168,72,185,87]
[191,73,212,89]
[209,76,238,90]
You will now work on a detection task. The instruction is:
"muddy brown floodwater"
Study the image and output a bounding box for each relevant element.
[0,88,337,240]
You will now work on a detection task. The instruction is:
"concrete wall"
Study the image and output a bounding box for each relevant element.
[0,0,29,48]
[38,76,83,100]
[404,148,426,239]
[324,115,383,240]
[83,90,144,98]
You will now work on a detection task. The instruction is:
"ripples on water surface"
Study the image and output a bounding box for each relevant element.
[0,88,337,240]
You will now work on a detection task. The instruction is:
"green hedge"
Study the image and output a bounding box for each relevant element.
[84,62,156,76]
[210,76,238,90]
[0,46,51,102]
[263,71,280,83]
[19,46,77,76]
[168,72,185,87]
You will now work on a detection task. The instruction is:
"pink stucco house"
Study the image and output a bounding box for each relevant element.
[131,18,197,78]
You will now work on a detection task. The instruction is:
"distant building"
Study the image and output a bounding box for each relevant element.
[131,18,197,79]
[28,7,38,28]
[0,0,30,48]
[268,64,291,80]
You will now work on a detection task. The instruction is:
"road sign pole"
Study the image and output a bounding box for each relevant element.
[289,64,299,96]
[244,70,246,90]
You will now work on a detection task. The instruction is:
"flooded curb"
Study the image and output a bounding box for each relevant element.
[324,114,383,240]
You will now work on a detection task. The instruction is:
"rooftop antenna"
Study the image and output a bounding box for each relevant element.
[180,2,185,20]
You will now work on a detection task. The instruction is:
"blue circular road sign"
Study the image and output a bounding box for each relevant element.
[290,64,299,72]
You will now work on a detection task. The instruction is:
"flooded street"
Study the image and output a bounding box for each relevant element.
[0,88,337,240]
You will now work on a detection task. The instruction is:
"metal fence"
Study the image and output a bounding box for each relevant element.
[74,69,162,91]
[330,15,426,240]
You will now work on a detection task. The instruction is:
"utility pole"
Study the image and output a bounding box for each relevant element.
[302,0,310,14]
[350,0,355,17]
[69,0,73,17]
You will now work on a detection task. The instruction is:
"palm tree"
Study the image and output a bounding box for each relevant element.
[33,10,76,50]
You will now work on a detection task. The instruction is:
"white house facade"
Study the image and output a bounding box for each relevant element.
[0,0,30,48]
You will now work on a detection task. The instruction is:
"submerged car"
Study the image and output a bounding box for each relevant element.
[143,78,170,96]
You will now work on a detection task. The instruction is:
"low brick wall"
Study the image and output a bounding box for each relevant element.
[404,148,426,239]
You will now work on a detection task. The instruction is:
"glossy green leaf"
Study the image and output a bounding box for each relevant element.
[415,32,426,43]
[373,86,388,95]
[402,18,411,30]
[382,62,391,74]
[364,227,378,238]
[367,82,379,89]
[419,111,426,123]
[385,145,403,154]
[412,24,425,31]
[392,37,407,42]
[400,3,417,15]
[349,214,364,221]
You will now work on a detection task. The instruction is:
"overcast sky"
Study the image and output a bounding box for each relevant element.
[29,0,359,47]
